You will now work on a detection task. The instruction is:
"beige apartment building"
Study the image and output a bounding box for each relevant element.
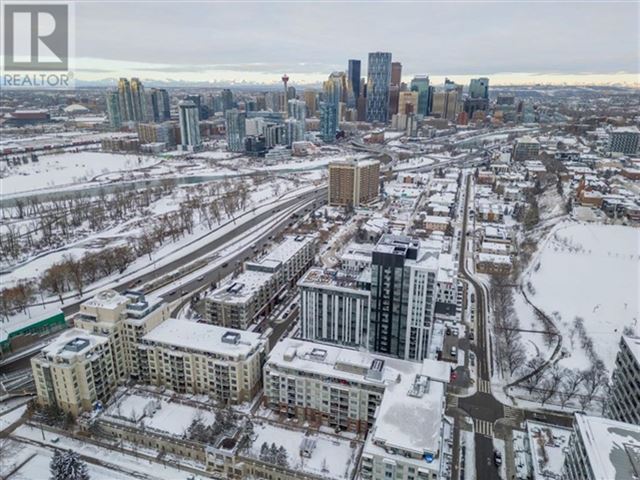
[31,328,117,415]
[328,159,380,207]
[74,289,170,380]
[32,289,170,414]
[138,318,269,404]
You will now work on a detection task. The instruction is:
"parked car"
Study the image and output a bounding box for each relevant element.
[493,451,502,467]
[450,346,457,357]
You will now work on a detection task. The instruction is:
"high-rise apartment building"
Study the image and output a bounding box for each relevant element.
[225,108,246,152]
[366,52,392,123]
[299,268,371,349]
[607,335,640,425]
[432,90,460,121]
[303,90,317,117]
[328,159,380,207]
[347,59,361,108]
[129,78,145,123]
[369,235,440,361]
[106,90,122,129]
[221,88,234,112]
[320,101,338,143]
[143,88,171,123]
[178,100,202,151]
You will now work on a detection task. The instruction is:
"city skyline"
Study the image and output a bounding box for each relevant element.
[72,1,639,87]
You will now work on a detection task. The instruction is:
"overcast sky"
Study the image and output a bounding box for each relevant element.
[74,1,640,85]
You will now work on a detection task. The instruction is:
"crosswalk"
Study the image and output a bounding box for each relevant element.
[474,419,494,437]
[477,379,491,394]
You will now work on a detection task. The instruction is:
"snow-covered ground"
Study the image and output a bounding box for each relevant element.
[1,151,160,196]
[9,424,193,479]
[106,391,216,437]
[0,443,138,480]
[521,222,640,370]
[249,421,357,479]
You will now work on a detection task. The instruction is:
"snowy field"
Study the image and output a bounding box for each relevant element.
[1,151,160,196]
[522,222,640,370]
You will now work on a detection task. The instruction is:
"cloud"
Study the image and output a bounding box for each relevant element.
[73,1,639,81]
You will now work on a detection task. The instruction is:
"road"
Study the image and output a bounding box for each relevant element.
[451,174,504,480]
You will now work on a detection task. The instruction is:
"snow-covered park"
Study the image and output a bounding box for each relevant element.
[522,222,639,371]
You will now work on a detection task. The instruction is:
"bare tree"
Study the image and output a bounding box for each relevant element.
[559,370,584,408]
[63,254,84,297]
[535,364,563,406]
[41,263,68,304]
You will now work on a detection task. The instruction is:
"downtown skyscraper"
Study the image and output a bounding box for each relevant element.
[366,52,392,123]
[347,59,361,108]
[410,75,432,116]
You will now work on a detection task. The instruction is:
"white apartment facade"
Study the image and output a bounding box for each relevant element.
[299,267,371,349]
[607,335,640,425]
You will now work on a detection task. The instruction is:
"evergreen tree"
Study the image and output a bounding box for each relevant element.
[276,445,289,467]
[50,449,90,480]
[259,442,270,461]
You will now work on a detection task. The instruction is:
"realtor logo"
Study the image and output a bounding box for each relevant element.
[3,3,69,71]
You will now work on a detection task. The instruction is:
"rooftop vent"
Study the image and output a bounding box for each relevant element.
[63,338,90,352]
[221,331,241,345]
[365,359,385,381]
[309,348,327,361]
[283,346,297,362]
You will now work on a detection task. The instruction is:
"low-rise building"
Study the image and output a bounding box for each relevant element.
[206,236,315,329]
[263,339,449,437]
[360,359,452,480]
[475,253,512,275]
[139,319,268,404]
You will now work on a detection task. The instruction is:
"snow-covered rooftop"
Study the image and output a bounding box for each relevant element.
[574,414,640,480]
[207,270,273,304]
[246,235,314,271]
[142,318,265,357]
[41,328,108,361]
